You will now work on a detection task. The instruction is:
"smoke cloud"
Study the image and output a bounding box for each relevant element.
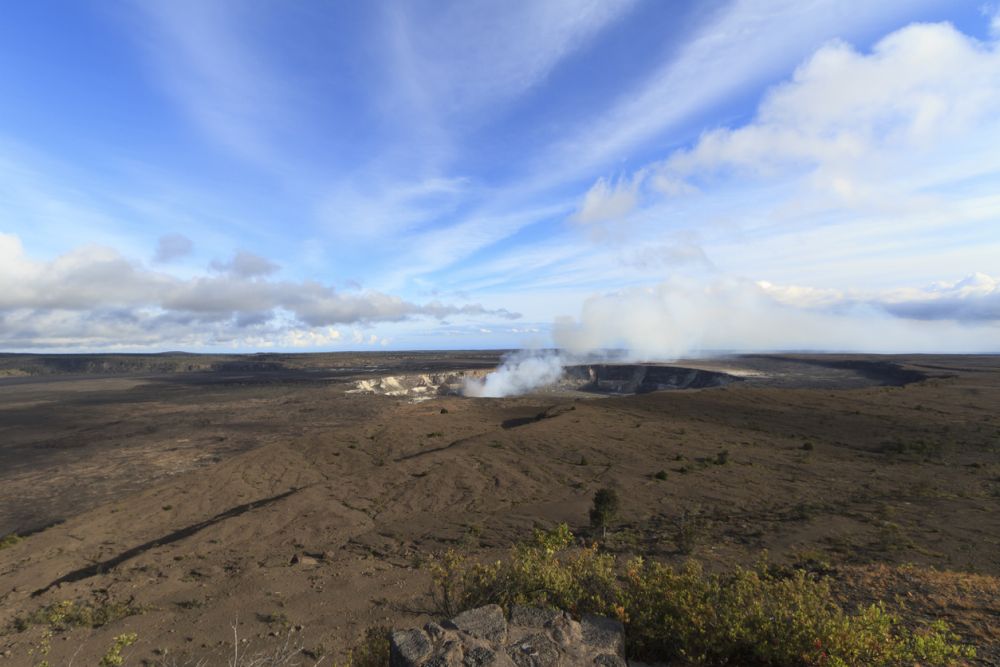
[464,272,1000,399]
[552,277,1000,359]
[461,349,566,397]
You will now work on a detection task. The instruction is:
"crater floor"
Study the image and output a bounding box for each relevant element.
[0,352,997,664]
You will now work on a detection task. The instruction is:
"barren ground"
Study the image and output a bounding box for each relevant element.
[0,352,998,665]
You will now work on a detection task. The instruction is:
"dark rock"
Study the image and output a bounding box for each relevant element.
[390,628,432,666]
[509,605,561,629]
[463,646,498,666]
[547,613,582,648]
[580,614,624,654]
[393,605,622,667]
[448,604,507,643]
[425,621,447,640]
[505,632,560,667]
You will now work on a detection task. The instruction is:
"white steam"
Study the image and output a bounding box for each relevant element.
[552,277,1000,358]
[461,350,566,397]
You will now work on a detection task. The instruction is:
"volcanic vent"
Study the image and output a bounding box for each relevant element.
[562,364,740,394]
[351,363,739,399]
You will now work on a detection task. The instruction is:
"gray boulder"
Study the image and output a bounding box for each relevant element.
[389,605,626,667]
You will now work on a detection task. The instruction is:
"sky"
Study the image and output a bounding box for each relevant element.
[1,0,999,354]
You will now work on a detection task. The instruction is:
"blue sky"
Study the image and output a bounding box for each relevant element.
[1,0,999,353]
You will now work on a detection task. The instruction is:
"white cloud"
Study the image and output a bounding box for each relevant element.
[548,0,949,181]
[553,275,1000,359]
[622,240,713,270]
[572,175,641,226]
[386,0,638,120]
[154,234,194,262]
[0,234,520,349]
[656,22,1000,193]
[553,17,1000,313]
[760,273,1000,322]
[210,250,280,278]
[125,1,295,166]
[987,3,1000,38]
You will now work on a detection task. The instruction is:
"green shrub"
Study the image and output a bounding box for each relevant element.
[672,508,707,555]
[589,488,619,538]
[343,625,390,667]
[13,596,142,632]
[429,524,617,618]
[100,633,138,667]
[428,525,974,666]
[0,533,21,550]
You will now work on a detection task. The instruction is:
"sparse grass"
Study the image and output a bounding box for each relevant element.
[176,598,206,610]
[145,620,316,667]
[100,632,138,667]
[874,521,917,553]
[880,438,944,460]
[341,625,389,667]
[257,611,291,630]
[11,595,143,633]
[427,525,974,666]
[0,533,22,550]
[673,508,708,555]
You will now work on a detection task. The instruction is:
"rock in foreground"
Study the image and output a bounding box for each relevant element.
[390,604,626,667]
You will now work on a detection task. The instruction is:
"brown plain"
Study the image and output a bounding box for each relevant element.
[0,352,997,664]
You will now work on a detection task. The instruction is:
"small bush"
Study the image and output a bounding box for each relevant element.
[714,449,730,465]
[672,508,707,555]
[654,470,668,481]
[428,525,974,666]
[589,488,619,538]
[429,524,616,618]
[344,625,390,667]
[100,633,138,667]
[13,595,142,632]
[0,533,22,550]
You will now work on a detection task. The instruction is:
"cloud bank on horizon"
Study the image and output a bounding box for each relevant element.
[0,1,998,353]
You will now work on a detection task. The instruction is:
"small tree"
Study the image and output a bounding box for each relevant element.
[589,487,620,538]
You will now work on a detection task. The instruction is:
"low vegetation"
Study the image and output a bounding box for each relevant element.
[0,533,21,550]
[427,524,974,666]
[100,632,138,667]
[341,625,390,667]
[10,595,142,633]
[589,487,619,538]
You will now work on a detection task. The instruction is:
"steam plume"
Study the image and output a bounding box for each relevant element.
[461,349,565,397]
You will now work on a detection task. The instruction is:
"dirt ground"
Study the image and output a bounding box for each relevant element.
[0,353,998,665]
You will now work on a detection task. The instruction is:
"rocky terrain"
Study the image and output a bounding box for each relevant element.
[389,604,626,666]
[0,352,998,665]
